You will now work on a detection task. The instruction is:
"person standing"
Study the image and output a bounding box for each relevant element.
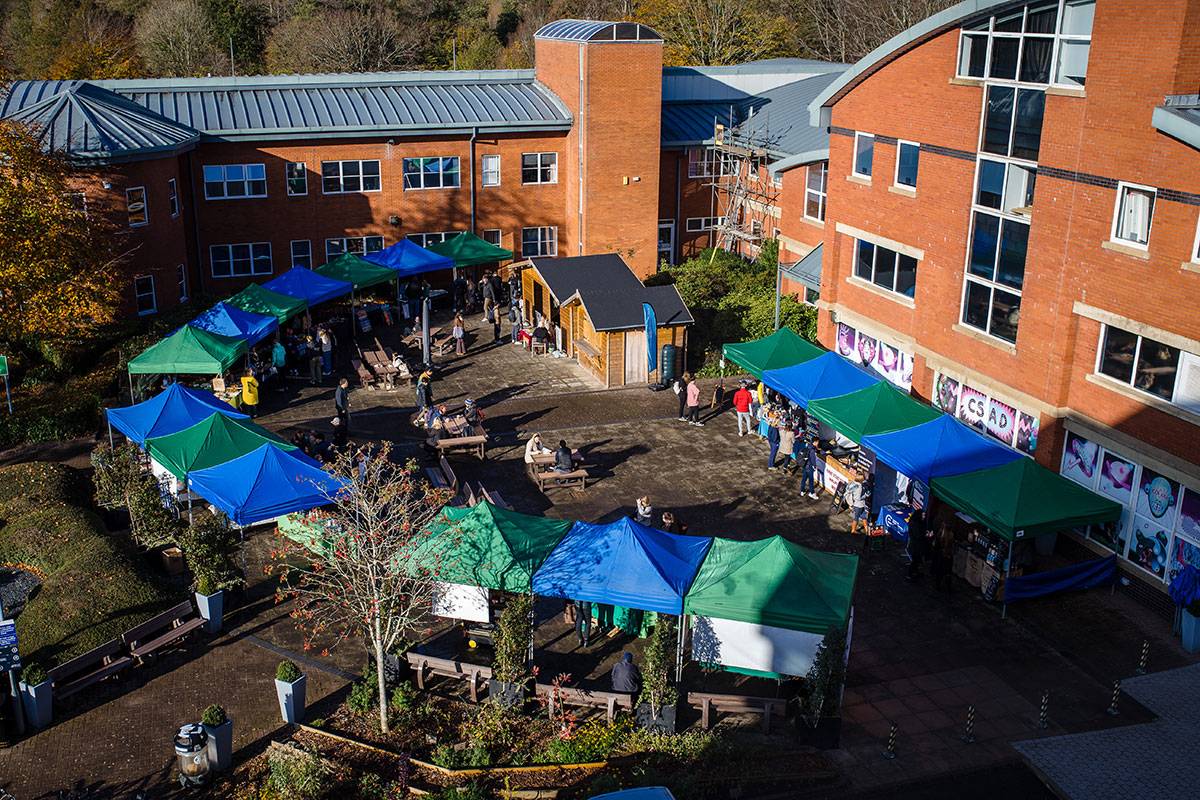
[931,522,954,593]
[492,305,502,342]
[732,381,754,436]
[452,274,468,314]
[240,369,260,418]
[306,335,322,386]
[271,338,287,392]
[334,377,351,429]
[766,417,781,470]
[799,436,821,500]
[452,313,466,355]
[481,271,496,323]
[415,370,433,413]
[636,496,653,525]
[318,326,335,377]
[507,270,521,306]
[845,471,870,534]
[684,373,703,426]
[778,419,796,473]
[575,600,592,647]
[906,508,928,581]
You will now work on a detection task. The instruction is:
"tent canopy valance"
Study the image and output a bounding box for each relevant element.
[722,328,823,379]
[106,384,247,446]
[861,414,1022,484]
[127,326,247,375]
[684,536,858,634]
[931,458,1123,540]
[187,444,343,526]
[189,302,278,346]
[532,517,712,615]
[761,351,879,409]
[428,232,513,266]
[416,502,573,592]
[808,381,940,443]
[316,253,397,289]
[264,267,353,307]
[365,239,454,278]
[227,282,308,323]
[146,412,295,480]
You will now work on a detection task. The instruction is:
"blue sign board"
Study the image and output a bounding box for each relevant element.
[0,619,19,671]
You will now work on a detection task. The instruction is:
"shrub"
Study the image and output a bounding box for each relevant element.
[492,594,532,683]
[265,744,332,800]
[430,743,491,769]
[178,511,243,594]
[638,618,678,716]
[201,704,228,727]
[536,717,629,764]
[427,784,488,800]
[276,660,302,682]
[348,678,377,715]
[800,626,849,724]
[20,663,47,686]
[357,772,388,800]
[92,443,179,549]
[389,680,416,712]
[462,701,516,757]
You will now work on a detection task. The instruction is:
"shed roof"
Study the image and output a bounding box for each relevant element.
[535,19,662,43]
[528,254,693,331]
[782,243,823,291]
[1153,95,1200,150]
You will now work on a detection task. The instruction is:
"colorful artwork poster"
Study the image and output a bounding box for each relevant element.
[1015,412,1039,455]
[836,323,856,359]
[1097,452,1136,506]
[836,323,914,390]
[957,384,988,431]
[1089,507,1131,555]
[1178,489,1200,540]
[1128,515,1170,578]
[857,332,879,367]
[1135,468,1179,522]
[934,374,960,415]
[985,398,1017,446]
[1060,432,1099,487]
[1167,532,1200,583]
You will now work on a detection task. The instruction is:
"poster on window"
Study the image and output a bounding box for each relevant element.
[957,385,988,431]
[1136,468,1179,523]
[934,374,961,416]
[1015,412,1039,455]
[836,323,913,390]
[1060,432,1100,487]
[1178,489,1200,540]
[985,398,1017,446]
[1128,516,1170,578]
[1097,452,1137,506]
[1167,532,1200,583]
[1089,508,1131,555]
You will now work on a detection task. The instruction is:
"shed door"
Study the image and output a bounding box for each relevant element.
[624,330,647,384]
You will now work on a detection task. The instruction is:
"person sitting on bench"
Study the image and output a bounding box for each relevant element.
[554,440,574,473]
[611,652,642,694]
[532,324,550,348]
[524,432,552,464]
[464,398,485,427]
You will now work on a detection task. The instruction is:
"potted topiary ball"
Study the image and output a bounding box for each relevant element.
[194,574,225,635]
[275,660,307,724]
[18,663,52,730]
[201,703,233,771]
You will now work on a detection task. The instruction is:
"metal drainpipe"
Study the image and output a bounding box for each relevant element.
[467,127,477,283]
[186,150,206,299]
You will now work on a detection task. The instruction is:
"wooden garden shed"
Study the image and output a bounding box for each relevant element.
[519,254,693,388]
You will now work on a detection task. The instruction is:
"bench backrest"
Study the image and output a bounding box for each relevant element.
[121,600,194,647]
[406,652,492,679]
[535,683,633,708]
[439,456,457,490]
[47,639,124,681]
[687,691,786,711]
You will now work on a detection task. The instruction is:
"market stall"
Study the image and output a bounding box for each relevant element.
[264,266,353,307]
[227,282,307,323]
[127,327,247,400]
[428,232,514,270]
[365,239,454,278]
[861,414,1022,484]
[145,412,297,485]
[807,381,941,442]
[761,351,879,408]
[721,327,823,379]
[105,383,246,446]
[188,302,279,346]
[316,253,403,290]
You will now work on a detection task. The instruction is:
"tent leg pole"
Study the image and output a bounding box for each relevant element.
[128,372,134,403]
[1002,540,1013,620]
[675,615,686,682]
[107,422,114,449]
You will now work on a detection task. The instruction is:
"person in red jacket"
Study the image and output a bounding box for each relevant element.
[732,381,754,436]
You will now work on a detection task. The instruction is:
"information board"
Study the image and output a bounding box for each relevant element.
[0,619,20,671]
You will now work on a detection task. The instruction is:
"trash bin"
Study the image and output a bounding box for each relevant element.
[661,344,678,382]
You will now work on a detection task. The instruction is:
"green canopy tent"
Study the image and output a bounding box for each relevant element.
[145,412,295,481]
[128,326,247,377]
[807,381,941,443]
[316,253,396,290]
[227,282,307,323]
[721,328,824,379]
[428,232,514,267]
[415,502,573,593]
[684,536,858,634]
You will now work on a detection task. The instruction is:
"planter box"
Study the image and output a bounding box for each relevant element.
[275,675,307,724]
[635,702,677,734]
[195,590,225,634]
[487,679,526,709]
[203,718,233,772]
[1183,609,1200,654]
[160,546,186,576]
[796,715,841,749]
[19,680,52,730]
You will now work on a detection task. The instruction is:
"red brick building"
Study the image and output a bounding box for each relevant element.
[809,0,1200,590]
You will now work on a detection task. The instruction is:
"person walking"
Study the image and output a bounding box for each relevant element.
[452,313,466,355]
[799,435,821,500]
[318,326,335,376]
[334,377,351,429]
[240,369,260,418]
[684,373,703,425]
[732,381,754,436]
[415,370,433,413]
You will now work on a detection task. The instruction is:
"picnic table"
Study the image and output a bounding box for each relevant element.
[435,416,487,459]
[528,449,583,473]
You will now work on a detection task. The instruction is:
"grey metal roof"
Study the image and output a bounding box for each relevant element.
[661,101,753,146]
[535,19,662,43]
[735,71,845,160]
[1153,95,1200,150]
[528,253,692,330]
[0,81,200,161]
[783,243,822,292]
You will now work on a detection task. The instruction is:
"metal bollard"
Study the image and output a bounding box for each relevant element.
[1038,690,1049,730]
[1136,639,1149,675]
[1107,680,1121,716]
[883,722,898,759]
[961,705,976,743]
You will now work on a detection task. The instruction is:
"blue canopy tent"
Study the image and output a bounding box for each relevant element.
[364,239,454,278]
[761,351,880,408]
[105,383,247,446]
[264,267,354,307]
[861,414,1022,484]
[532,517,712,615]
[186,443,345,527]
[189,302,278,346]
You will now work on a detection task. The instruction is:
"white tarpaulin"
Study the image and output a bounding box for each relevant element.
[690,615,824,677]
[432,581,490,623]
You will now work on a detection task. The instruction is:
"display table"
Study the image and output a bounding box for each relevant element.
[875,504,913,543]
[821,454,856,495]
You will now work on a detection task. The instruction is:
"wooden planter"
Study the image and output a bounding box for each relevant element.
[635,702,677,734]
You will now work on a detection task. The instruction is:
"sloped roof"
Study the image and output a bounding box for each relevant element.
[1153,95,1200,150]
[0,81,199,161]
[528,254,693,331]
[661,100,752,146]
[535,19,662,43]
[782,243,823,291]
[736,71,844,160]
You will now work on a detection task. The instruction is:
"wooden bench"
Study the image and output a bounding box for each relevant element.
[478,485,511,510]
[46,639,133,700]
[431,330,455,356]
[535,683,633,723]
[121,600,206,662]
[350,358,376,388]
[535,468,589,492]
[406,652,492,702]
[424,455,459,496]
[528,450,583,474]
[687,691,787,733]
[435,425,487,460]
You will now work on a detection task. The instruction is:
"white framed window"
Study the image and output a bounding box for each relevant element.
[894,141,920,189]
[167,178,179,217]
[803,287,820,307]
[1193,215,1200,264]
[956,1,1094,88]
[805,162,827,221]
[522,226,557,257]
[853,239,918,299]
[203,164,267,199]
[750,220,764,239]
[481,155,500,187]
[482,229,502,246]
[685,216,725,232]
[1111,182,1155,249]
[286,162,308,196]
[323,160,381,194]
[982,84,1046,162]
[210,243,272,278]
[521,153,558,185]
[126,187,148,227]
[134,275,157,315]
[66,191,88,217]
[325,236,385,261]
[406,231,462,248]
[176,264,189,302]
[401,157,458,190]
[291,240,312,268]
[1096,324,1200,412]
[853,133,874,178]
[687,147,720,178]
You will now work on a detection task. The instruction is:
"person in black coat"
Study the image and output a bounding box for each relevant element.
[906,508,928,580]
[611,652,642,694]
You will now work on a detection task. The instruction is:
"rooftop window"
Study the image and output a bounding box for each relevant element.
[957,0,1094,88]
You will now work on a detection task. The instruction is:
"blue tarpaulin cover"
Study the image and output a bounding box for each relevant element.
[189,302,279,346]
[1004,555,1117,602]
[861,415,1022,484]
[364,239,454,277]
[761,351,879,408]
[532,517,712,614]
[264,267,354,306]
[106,383,247,446]
[187,443,344,526]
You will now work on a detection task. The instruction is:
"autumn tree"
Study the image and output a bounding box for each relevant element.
[0,122,125,346]
[135,0,228,76]
[274,446,454,734]
[638,0,790,65]
[785,0,956,63]
[266,8,423,74]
